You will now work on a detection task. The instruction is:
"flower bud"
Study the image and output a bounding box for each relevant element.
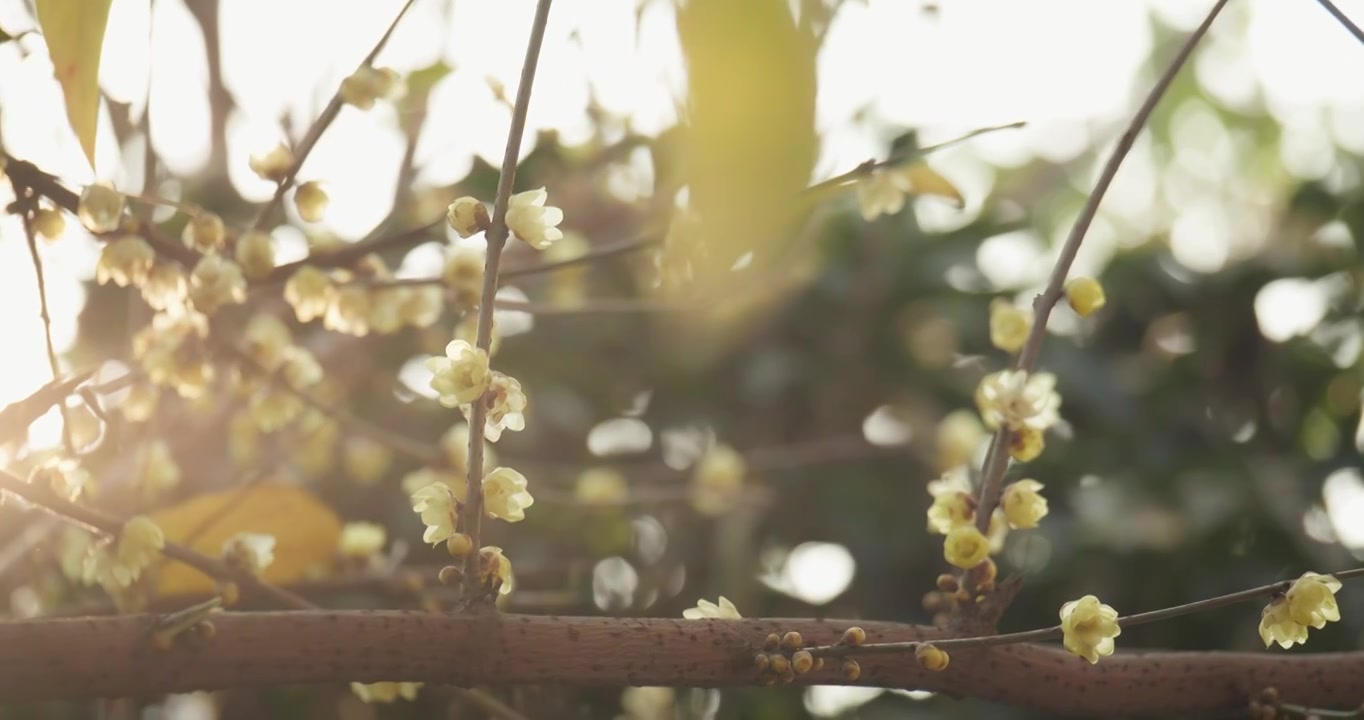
[79,182,125,233]
[447,197,489,238]
[915,643,950,671]
[34,208,66,242]
[295,181,329,223]
[1065,277,1106,317]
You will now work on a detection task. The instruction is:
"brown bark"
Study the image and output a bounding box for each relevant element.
[0,612,1359,715]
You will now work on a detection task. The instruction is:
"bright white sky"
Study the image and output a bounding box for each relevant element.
[0,0,1362,581]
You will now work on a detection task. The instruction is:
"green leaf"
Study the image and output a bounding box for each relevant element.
[36,0,113,169]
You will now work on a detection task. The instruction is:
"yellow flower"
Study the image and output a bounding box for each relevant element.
[96,236,155,287]
[506,187,564,250]
[242,313,293,372]
[294,181,329,222]
[478,545,514,594]
[975,370,1061,432]
[1059,595,1121,663]
[350,681,421,703]
[936,410,985,471]
[188,253,247,315]
[690,443,746,516]
[249,143,294,183]
[78,182,125,233]
[137,438,181,497]
[482,467,534,522]
[620,687,675,720]
[100,516,165,588]
[399,286,444,329]
[1001,479,1048,529]
[339,66,404,110]
[249,385,303,432]
[284,266,333,322]
[1009,426,1045,462]
[1065,277,1106,317]
[411,483,459,545]
[323,284,372,336]
[926,488,974,535]
[1287,572,1342,628]
[181,212,225,252]
[989,298,1032,353]
[915,643,950,671]
[338,522,387,559]
[682,596,741,619]
[446,196,488,238]
[478,373,527,442]
[575,467,629,506]
[943,525,990,569]
[133,312,214,398]
[221,532,276,574]
[235,230,275,280]
[34,207,66,242]
[343,436,394,486]
[856,170,909,221]
[443,245,486,308]
[1259,597,1308,649]
[427,340,492,408]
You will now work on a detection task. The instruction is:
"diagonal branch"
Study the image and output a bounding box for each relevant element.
[974,0,1232,535]
[250,0,418,231]
[1315,0,1364,44]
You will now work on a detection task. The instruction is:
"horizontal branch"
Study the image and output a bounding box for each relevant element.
[0,612,1360,715]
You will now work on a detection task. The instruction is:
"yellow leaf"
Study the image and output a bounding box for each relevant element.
[148,483,342,596]
[35,0,112,168]
[900,162,964,208]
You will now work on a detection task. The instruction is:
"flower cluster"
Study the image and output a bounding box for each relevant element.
[83,516,166,592]
[1259,572,1342,649]
[282,260,444,336]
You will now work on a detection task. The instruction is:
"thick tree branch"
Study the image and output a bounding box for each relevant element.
[0,612,1359,715]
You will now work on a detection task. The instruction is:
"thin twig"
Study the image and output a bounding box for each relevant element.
[260,219,444,284]
[500,231,663,278]
[462,0,555,600]
[808,566,1364,658]
[806,121,1026,195]
[21,204,74,454]
[1316,0,1364,44]
[974,0,1231,534]
[250,0,418,231]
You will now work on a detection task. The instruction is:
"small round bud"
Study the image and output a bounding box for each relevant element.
[249,144,294,183]
[953,589,972,604]
[294,181,329,223]
[194,620,217,641]
[781,631,803,650]
[33,208,66,242]
[1257,687,1279,706]
[78,182,125,233]
[753,653,770,671]
[989,298,1032,353]
[446,533,473,558]
[438,564,463,585]
[769,654,790,675]
[923,591,946,613]
[218,581,240,607]
[446,197,490,238]
[812,657,825,673]
[841,626,866,647]
[1065,276,1106,317]
[841,659,861,682]
[182,212,226,252]
[764,633,781,651]
[791,650,814,674]
[915,643,950,672]
[935,573,958,593]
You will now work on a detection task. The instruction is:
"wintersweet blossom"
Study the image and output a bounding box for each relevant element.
[338,522,387,559]
[1260,572,1343,648]
[478,373,527,442]
[181,212,225,252]
[975,370,1062,432]
[188,253,247,315]
[78,182,125,233]
[249,143,294,182]
[683,596,741,619]
[427,340,492,408]
[942,525,990,569]
[690,444,746,516]
[284,266,333,322]
[236,230,276,280]
[926,467,975,534]
[96,236,155,287]
[221,533,276,574]
[1001,479,1048,529]
[86,516,165,588]
[446,196,488,238]
[989,299,1032,353]
[294,181,328,222]
[505,187,564,250]
[1059,595,1121,663]
[411,483,459,545]
[856,170,909,221]
[482,467,534,522]
[1065,276,1106,316]
[479,546,514,594]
